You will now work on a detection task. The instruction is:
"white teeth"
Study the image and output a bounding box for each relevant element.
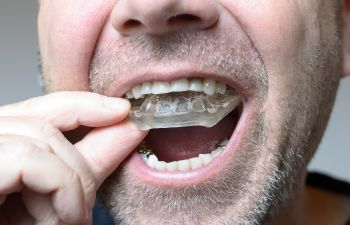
[154,161,167,170]
[132,85,144,99]
[189,78,204,92]
[198,153,212,165]
[141,82,153,95]
[147,155,158,168]
[166,161,178,171]
[189,157,203,169]
[211,149,223,158]
[203,79,216,95]
[171,78,190,92]
[152,81,171,94]
[141,142,227,171]
[126,91,134,99]
[126,78,230,99]
[177,160,191,171]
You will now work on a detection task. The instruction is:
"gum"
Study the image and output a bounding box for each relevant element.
[129,89,241,130]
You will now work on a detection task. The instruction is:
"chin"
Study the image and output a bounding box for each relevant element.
[90,28,341,225]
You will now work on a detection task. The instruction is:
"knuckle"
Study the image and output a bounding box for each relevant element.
[0,138,39,155]
[0,134,53,153]
[39,142,54,153]
[20,141,42,155]
[6,140,43,165]
[38,121,61,139]
[65,170,81,187]
[20,97,39,118]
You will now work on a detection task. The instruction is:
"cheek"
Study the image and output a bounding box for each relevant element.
[222,1,307,72]
[238,1,307,106]
[39,0,115,91]
[221,0,313,133]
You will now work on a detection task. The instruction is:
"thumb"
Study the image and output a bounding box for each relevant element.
[75,120,148,188]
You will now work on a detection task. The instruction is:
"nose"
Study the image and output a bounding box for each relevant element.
[111,0,220,36]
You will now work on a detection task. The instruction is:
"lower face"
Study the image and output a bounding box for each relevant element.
[39,1,342,224]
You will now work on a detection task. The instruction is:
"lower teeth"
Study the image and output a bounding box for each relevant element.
[129,89,241,130]
[138,138,229,171]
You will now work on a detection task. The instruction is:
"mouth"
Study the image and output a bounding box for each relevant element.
[121,75,250,186]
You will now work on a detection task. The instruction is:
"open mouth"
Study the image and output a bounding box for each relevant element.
[123,77,245,175]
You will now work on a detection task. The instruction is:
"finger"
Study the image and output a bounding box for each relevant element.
[22,189,90,225]
[0,193,35,224]
[0,133,68,194]
[0,141,86,224]
[0,134,53,153]
[0,91,130,131]
[0,117,97,209]
[22,189,60,225]
[76,120,148,188]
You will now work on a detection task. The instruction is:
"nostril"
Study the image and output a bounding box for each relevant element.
[123,19,143,30]
[167,14,201,27]
[112,0,220,35]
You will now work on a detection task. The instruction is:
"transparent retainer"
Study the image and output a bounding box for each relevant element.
[129,89,241,130]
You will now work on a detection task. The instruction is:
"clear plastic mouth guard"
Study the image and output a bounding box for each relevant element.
[129,88,241,130]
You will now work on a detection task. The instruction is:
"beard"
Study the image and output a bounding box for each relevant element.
[85,20,341,224]
[98,113,275,225]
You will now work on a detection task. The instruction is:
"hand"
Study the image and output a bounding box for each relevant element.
[0,92,147,225]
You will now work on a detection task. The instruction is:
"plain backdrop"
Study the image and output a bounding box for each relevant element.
[0,0,349,182]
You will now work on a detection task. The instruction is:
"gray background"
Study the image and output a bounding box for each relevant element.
[1,0,349,181]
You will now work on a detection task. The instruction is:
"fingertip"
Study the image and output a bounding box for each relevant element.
[104,97,130,112]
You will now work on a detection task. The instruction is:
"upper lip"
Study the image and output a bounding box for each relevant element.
[106,68,250,99]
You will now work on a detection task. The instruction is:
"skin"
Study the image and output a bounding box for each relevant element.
[0,0,349,224]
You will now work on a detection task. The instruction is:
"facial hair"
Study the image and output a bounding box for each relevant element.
[89,25,342,225]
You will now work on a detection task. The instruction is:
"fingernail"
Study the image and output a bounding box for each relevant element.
[103,97,131,112]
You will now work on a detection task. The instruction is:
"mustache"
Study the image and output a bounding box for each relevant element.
[89,31,268,98]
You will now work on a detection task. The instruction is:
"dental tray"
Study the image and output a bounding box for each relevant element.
[129,89,241,130]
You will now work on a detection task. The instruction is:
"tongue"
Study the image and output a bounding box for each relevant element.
[145,113,238,162]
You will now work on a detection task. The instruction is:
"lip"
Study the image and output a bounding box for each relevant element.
[106,67,254,186]
[106,68,251,100]
[124,99,252,186]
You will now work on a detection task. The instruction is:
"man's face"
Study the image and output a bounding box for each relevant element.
[38,0,343,224]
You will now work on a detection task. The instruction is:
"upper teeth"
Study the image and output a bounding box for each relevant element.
[126,78,228,99]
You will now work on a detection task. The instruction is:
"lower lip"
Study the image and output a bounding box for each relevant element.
[124,102,252,187]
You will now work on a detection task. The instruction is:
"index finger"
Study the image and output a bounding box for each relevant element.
[0,91,130,131]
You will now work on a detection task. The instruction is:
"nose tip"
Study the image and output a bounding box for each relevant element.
[111,0,219,36]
